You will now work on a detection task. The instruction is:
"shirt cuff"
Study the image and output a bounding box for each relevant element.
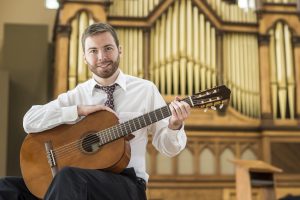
[167,124,186,144]
[61,106,79,122]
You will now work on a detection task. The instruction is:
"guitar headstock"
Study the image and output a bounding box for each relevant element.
[188,85,231,111]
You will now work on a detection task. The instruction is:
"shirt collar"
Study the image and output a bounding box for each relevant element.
[89,70,127,96]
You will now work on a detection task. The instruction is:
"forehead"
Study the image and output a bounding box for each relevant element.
[85,32,116,49]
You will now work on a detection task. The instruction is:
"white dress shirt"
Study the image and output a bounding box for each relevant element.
[23,71,187,182]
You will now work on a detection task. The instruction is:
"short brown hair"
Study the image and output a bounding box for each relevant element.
[81,22,119,51]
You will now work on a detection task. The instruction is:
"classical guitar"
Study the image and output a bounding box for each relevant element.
[20,85,231,198]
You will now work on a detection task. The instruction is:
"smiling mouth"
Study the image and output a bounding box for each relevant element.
[97,62,111,68]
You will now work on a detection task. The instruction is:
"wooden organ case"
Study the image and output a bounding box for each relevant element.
[52,0,300,199]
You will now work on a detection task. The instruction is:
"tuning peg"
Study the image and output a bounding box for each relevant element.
[211,106,217,111]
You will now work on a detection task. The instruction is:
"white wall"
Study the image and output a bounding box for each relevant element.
[0,0,56,175]
[0,0,56,68]
[0,70,9,176]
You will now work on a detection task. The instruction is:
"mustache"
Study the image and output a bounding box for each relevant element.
[96,61,113,66]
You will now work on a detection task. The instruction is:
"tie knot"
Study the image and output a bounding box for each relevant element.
[96,83,117,94]
[95,83,118,110]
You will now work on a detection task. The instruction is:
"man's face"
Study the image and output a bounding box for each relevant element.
[83,32,121,78]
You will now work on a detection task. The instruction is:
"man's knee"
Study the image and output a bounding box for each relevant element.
[53,167,84,184]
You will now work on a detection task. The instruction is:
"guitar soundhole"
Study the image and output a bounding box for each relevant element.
[81,133,100,153]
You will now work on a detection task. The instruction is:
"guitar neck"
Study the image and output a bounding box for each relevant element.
[97,97,192,145]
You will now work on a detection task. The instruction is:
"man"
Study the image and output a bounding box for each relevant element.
[0,22,190,200]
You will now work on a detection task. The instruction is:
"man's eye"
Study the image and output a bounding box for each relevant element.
[105,47,113,51]
[90,50,97,54]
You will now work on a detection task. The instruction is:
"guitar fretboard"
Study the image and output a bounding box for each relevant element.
[96,98,191,145]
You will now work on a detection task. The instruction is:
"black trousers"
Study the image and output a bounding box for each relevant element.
[0,167,147,200]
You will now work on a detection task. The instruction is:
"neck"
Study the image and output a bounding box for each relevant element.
[94,69,120,86]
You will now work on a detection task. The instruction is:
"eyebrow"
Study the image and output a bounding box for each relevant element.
[87,44,114,51]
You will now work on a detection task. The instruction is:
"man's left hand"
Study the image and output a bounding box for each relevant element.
[168,96,191,130]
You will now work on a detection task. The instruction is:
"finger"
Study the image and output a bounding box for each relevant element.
[175,96,181,101]
[169,102,178,119]
[180,101,191,116]
[171,101,183,120]
[174,101,190,119]
[101,106,119,119]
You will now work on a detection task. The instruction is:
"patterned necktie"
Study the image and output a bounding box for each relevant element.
[95,83,117,110]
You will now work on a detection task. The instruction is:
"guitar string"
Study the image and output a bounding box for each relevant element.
[51,107,170,156]
[51,108,172,158]
[47,98,212,160]
[51,109,172,160]
[49,98,213,159]
[48,98,213,160]
[51,108,172,159]
[50,103,178,156]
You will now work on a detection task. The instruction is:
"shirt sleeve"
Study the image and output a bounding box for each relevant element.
[23,91,80,134]
[147,84,187,157]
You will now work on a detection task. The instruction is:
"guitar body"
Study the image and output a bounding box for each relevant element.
[20,110,131,199]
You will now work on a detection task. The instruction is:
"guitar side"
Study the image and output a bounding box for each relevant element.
[20,111,131,199]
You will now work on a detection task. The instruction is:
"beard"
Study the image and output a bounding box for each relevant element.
[87,55,120,79]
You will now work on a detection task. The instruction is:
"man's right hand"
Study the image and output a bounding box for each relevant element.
[77,105,118,118]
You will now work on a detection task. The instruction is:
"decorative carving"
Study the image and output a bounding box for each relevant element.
[293,36,300,47]
[56,25,72,36]
[258,34,270,45]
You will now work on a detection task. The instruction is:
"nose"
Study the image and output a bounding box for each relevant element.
[97,51,104,61]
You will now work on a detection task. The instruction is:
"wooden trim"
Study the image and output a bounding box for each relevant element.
[259,14,300,35]
[148,178,235,189]
[258,34,270,46]
[108,17,149,28]
[294,43,300,119]
[59,2,107,25]
[147,0,175,26]
[107,0,258,33]
[262,131,300,137]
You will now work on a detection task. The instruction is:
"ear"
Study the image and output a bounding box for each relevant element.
[83,54,87,64]
[118,45,122,56]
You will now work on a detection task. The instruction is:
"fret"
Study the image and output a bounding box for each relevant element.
[120,123,128,137]
[156,108,163,120]
[144,114,151,125]
[97,132,103,145]
[102,132,106,144]
[102,132,107,143]
[131,119,137,131]
[160,106,168,118]
[134,118,141,130]
[153,111,158,122]
[138,116,145,127]
[136,117,142,129]
[112,127,116,140]
[115,126,120,139]
[116,126,121,139]
[108,129,112,141]
[159,108,165,119]
[105,132,109,143]
[166,106,171,116]
[149,111,156,123]
[142,115,147,127]
[110,128,114,141]
[126,121,133,133]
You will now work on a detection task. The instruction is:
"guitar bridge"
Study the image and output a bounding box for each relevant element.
[45,141,58,177]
